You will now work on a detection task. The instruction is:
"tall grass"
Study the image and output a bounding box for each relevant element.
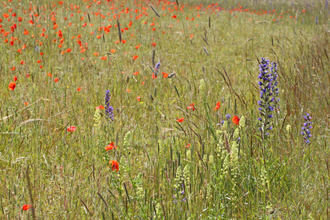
[1,0,330,218]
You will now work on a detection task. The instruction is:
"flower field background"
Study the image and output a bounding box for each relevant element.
[1,0,330,218]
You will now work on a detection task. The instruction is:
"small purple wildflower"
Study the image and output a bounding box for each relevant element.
[155,62,161,70]
[226,114,231,120]
[301,113,312,144]
[105,90,114,122]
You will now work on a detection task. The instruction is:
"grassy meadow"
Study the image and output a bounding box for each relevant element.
[1,0,330,218]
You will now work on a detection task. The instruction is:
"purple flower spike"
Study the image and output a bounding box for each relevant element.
[301,113,312,144]
[105,90,114,122]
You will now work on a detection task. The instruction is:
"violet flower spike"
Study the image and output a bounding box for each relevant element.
[258,58,279,139]
[105,90,114,122]
[301,113,312,144]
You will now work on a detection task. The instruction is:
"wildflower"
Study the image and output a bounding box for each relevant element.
[95,105,105,110]
[133,71,139,75]
[136,96,141,102]
[77,87,81,91]
[67,126,76,132]
[8,82,16,91]
[232,116,240,125]
[258,58,278,138]
[105,142,118,151]
[155,62,161,70]
[105,90,114,122]
[54,78,59,82]
[13,76,17,81]
[214,102,221,110]
[109,160,119,172]
[34,46,40,53]
[24,102,29,106]
[176,117,184,122]
[239,116,246,128]
[301,113,312,144]
[186,150,191,158]
[225,114,231,120]
[286,124,291,133]
[22,205,32,211]
[187,103,195,111]
[162,72,169,78]
[133,55,138,60]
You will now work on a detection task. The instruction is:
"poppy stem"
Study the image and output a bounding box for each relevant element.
[26,165,36,220]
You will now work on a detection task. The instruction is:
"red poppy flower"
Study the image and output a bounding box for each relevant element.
[133,71,139,76]
[232,116,240,125]
[24,102,29,106]
[22,205,32,211]
[151,42,156,47]
[185,144,190,148]
[187,103,195,111]
[8,82,16,90]
[67,126,76,132]
[54,78,59,82]
[172,15,177,18]
[161,72,168,78]
[133,55,138,60]
[13,76,17,81]
[105,142,118,151]
[136,96,141,102]
[214,102,221,110]
[109,160,119,172]
[95,105,105,110]
[77,87,81,91]
[152,73,157,79]
[176,117,184,122]
[20,60,25,65]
